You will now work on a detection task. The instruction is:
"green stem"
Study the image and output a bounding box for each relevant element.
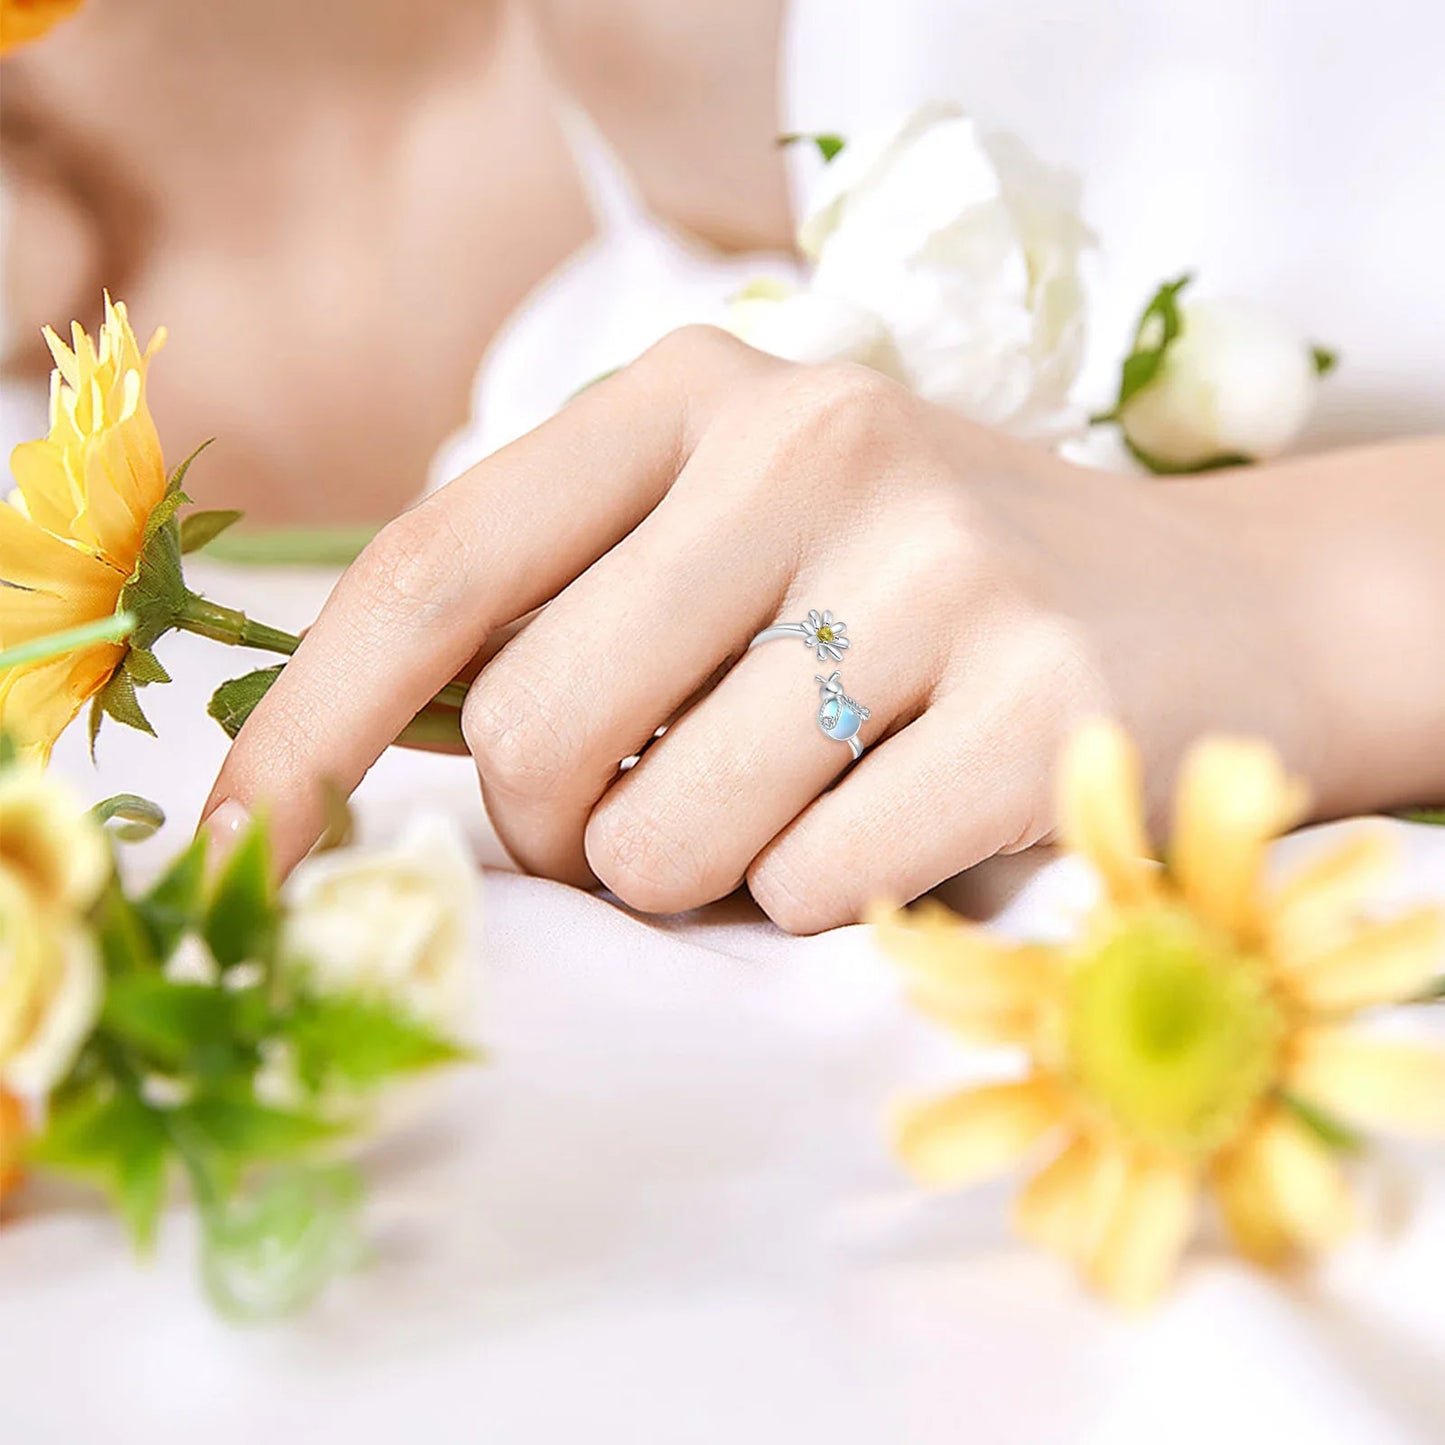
[397,704,467,750]
[0,610,137,671]
[176,594,301,656]
[180,592,468,745]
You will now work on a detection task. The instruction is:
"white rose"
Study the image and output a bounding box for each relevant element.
[764,103,1093,439]
[280,815,477,1031]
[1118,298,1324,468]
[0,874,103,1098]
[0,769,109,1100]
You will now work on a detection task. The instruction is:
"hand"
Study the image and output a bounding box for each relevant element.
[204,326,1327,931]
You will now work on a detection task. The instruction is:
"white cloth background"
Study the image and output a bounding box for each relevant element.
[5,1,1445,1440]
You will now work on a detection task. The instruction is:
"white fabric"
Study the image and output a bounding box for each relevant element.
[6,0,1445,1438]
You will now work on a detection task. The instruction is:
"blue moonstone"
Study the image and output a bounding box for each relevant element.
[818,698,861,742]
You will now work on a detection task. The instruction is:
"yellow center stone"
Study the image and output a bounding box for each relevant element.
[815,625,836,644]
[1064,909,1283,1155]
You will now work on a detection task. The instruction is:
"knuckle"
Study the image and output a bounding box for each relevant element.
[585,798,717,913]
[776,362,913,450]
[462,664,574,796]
[634,323,744,378]
[343,504,468,632]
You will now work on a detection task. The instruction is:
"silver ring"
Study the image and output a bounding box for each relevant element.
[814,671,870,761]
[749,608,850,663]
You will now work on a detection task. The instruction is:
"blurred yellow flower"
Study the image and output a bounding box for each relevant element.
[0,0,84,55]
[0,1087,26,1202]
[874,720,1445,1308]
[0,765,108,1102]
[0,295,167,760]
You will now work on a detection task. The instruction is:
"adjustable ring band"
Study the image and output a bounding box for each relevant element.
[814,671,870,761]
[749,608,850,663]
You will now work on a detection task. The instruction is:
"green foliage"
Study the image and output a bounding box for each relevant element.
[25,791,476,1321]
[1398,806,1445,826]
[778,131,846,162]
[103,976,267,1078]
[286,992,476,1093]
[137,834,209,959]
[29,1089,171,1252]
[208,665,284,740]
[203,820,277,970]
[91,792,167,842]
[1093,273,1193,426]
[1311,345,1338,376]
[93,878,161,977]
[180,509,244,555]
[177,1091,339,1165]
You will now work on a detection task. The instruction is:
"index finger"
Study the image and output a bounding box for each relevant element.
[202,326,762,871]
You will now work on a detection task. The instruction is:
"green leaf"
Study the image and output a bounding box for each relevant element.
[137,834,209,959]
[29,1089,171,1253]
[1311,345,1338,377]
[177,1091,340,1164]
[1121,434,1253,477]
[202,524,380,568]
[203,819,277,969]
[91,792,166,842]
[208,665,284,740]
[778,131,846,163]
[0,731,17,768]
[1397,806,1445,826]
[124,645,171,685]
[95,667,157,737]
[1092,273,1194,427]
[180,509,245,554]
[199,1163,364,1322]
[1278,1089,1366,1155]
[102,975,267,1076]
[0,610,137,673]
[285,992,476,1093]
[94,877,161,976]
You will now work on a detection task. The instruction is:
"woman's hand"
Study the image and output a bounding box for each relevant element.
[202,326,1439,932]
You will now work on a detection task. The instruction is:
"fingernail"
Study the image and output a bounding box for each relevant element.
[201,799,251,869]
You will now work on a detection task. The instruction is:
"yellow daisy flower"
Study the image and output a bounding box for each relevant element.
[874,720,1445,1308]
[0,295,168,760]
[0,0,84,55]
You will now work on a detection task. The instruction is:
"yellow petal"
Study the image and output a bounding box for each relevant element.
[0,501,121,615]
[0,647,122,763]
[870,901,1057,1044]
[1213,1108,1353,1266]
[1288,1029,1445,1136]
[894,1077,1066,1188]
[1268,829,1398,964]
[1283,909,1445,1013]
[1170,737,1309,943]
[1013,1131,1125,1263]
[8,436,82,539]
[1057,719,1161,909]
[1085,1152,1197,1309]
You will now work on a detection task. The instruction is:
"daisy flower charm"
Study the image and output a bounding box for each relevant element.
[801,610,849,663]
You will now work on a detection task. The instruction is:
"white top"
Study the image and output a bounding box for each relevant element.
[9,3,1445,1441]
